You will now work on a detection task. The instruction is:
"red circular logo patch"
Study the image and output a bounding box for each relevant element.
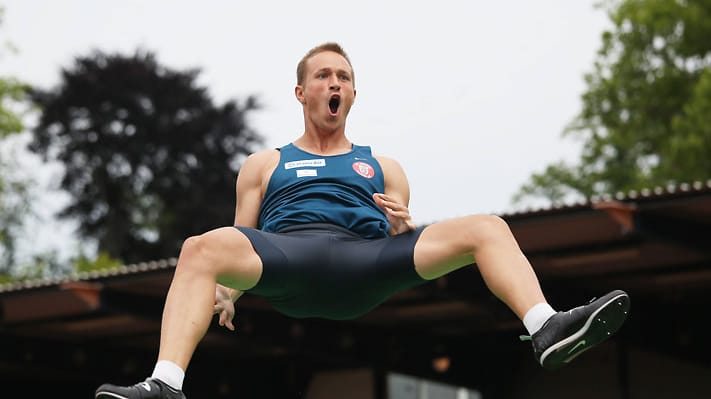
[352,161,375,178]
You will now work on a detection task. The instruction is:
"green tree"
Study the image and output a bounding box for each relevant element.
[0,4,33,276]
[514,0,711,206]
[0,5,25,138]
[0,143,31,275]
[29,49,263,264]
[0,76,25,137]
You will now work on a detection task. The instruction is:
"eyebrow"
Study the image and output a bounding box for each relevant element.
[313,67,352,77]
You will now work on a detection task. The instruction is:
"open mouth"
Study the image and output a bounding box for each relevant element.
[328,95,341,115]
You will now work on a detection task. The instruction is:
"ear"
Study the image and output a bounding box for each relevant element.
[295,85,305,104]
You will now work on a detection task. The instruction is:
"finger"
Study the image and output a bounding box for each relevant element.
[378,200,402,214]
[218,311,226,325]
[387,205,409,214]
[223,312,235,331]
[373,193,398,206]
[380,197,407,211]
[376,202,392,214]
[375,193,397,203]
[219,311,234,330]
[387,208,411,219]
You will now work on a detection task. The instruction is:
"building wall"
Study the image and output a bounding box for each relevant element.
[508,342,710,399]
[306,368,375,399]
[301,343,711,399]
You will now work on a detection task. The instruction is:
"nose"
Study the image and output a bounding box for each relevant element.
[329,75,340,90]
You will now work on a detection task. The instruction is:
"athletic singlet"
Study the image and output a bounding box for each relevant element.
[258,143,390,238]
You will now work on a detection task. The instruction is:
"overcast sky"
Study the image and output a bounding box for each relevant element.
[1,1,611,260]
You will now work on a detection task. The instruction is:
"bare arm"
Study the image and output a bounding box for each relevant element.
[216,149,280,327]
[373,155,416,235]
[233,149,280,227]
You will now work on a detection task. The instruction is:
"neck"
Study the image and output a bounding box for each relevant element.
[294,130,351,156]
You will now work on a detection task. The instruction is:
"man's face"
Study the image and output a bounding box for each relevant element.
[297,51,356,129]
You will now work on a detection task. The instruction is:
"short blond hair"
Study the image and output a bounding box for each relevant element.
[296,42,354,86]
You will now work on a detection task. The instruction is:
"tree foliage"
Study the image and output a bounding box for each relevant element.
[0,5,25,138]
[0,4,32,276]
[0,144,30,274]
[0,76,25,137]
[514,0,711,205]
[29,49,263,264]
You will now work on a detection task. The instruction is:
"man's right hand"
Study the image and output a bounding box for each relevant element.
[214,284,241,331]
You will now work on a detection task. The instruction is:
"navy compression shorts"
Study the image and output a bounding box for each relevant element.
[235,223,427,320]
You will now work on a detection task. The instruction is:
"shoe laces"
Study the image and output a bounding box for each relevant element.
[518,296,598,343]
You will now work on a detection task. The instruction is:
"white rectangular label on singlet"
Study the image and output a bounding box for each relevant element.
[296,169,318,177]
[285,159,326,169]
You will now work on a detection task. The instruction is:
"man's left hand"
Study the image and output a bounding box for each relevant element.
[373,193,416,235]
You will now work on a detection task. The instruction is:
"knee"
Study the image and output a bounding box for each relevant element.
[181,234,204,256]
[464,214,513,246]
[176,234,212,271]
[475,214,510,231]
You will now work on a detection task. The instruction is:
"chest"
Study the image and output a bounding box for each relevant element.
[266,151,383,193]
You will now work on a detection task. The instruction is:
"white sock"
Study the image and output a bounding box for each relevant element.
[523,303,557,335]
[151,360,185,390]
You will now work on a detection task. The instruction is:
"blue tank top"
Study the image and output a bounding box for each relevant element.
[258,143,390,238]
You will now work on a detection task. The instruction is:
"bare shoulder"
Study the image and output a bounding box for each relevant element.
[237,148,280,186]
[245,148,281,166]
[374,154,406,174]
[241,148,280,174]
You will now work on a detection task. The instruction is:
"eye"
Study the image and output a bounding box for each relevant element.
[339,74,351,81]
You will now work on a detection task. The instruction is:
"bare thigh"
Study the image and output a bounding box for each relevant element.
[185,226,264,291]
[413,214,507,280]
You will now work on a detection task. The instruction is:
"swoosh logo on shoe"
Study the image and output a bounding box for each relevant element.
[140,382,152,392]
[568,340,587,354]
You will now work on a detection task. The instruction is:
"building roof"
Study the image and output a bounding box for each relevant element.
[2,179,710,393]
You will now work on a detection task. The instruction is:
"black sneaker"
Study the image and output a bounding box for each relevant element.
[521,289,630,370]
[95,378,186,399]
